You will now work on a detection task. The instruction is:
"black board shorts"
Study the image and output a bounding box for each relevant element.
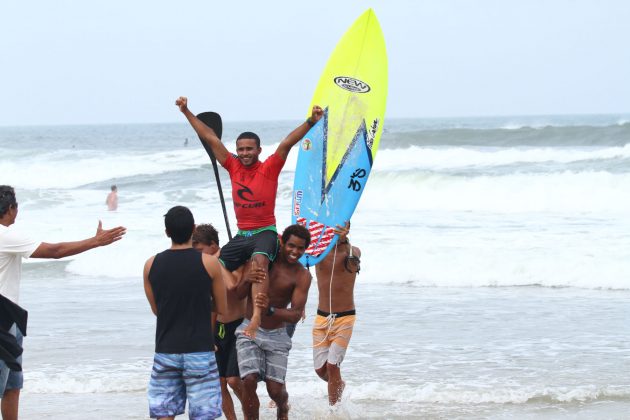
[215,318,243,378]
[219,229,279,271]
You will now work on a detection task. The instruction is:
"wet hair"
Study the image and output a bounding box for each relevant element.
[193,223,219,247]
[236,131,261,148]
[111,185,117,191]
[164,206,195,244]
[281,224,311,249]
[0,185,17,217]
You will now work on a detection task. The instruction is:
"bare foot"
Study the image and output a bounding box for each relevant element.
[277,402,290,420]
[244,315,261,338]
[269,400,291,410]
[330,380,346,406]
[338,380,346,401]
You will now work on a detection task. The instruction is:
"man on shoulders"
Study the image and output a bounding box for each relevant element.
[235,224,312,420]
[176,96,323,338]
[313,222,360,406]
[0,185,126,420]
[143,207,227,420]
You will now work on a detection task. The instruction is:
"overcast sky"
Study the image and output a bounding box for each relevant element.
[1,0,629,125]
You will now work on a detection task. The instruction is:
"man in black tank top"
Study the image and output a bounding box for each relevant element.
[143,206,227,420]
[193,223,246,420]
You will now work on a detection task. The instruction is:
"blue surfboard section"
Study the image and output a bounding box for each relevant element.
[292,109,374,267]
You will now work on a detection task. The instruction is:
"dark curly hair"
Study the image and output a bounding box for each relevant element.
[281,224,311,249]
[193,223,219,247]
[0,186,17,217]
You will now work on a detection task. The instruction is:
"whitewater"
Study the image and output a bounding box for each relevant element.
[1,113,629,418]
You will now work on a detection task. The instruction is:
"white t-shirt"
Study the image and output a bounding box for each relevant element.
[0,224,41,303]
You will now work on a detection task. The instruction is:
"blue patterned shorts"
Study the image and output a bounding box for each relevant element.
[148,351,222,420]
[0,325,23,396]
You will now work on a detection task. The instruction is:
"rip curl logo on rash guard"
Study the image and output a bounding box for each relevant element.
[235,182,255,202]
[234,182,266,209]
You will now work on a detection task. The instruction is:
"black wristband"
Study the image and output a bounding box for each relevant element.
[306,117,315,127]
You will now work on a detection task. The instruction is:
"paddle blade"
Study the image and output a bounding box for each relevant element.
[196,112,223,161]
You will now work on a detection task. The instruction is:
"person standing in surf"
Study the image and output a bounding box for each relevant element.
[312,221,360,406]
[105,185,118,211]
[0,185,126,420]
[234,224,312,420]
[192,223,246,420]
[176,96,323,338]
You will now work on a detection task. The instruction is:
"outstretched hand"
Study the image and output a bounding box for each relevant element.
[175,96,189,113]
[95,220,127,246]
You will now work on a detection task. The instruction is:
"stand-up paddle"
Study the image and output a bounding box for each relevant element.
[196,112,233,240]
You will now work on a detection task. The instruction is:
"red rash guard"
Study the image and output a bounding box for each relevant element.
[222,153,285,230]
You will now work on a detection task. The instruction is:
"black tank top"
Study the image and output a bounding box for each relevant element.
[149,248,214,353]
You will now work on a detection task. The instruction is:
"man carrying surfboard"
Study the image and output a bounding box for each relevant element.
[176,96,323,338]
[313,221,360,406]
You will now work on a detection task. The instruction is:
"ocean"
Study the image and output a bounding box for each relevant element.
[1,114,629,419]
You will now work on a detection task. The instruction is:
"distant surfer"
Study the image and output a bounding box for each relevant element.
[0,185,126,420]
[313,221,360,405]
[106,185,118,211]
[192,223,246,420]
[234,224,312,420]
[142,206,227,420]
[176,96,323,338]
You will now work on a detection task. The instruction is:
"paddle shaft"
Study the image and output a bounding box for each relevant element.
[195,112,232,240]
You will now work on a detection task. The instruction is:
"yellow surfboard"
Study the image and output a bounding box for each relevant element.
[293,9,388,265]
[309,8,388,181]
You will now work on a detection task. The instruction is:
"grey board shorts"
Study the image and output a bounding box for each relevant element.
[235,319,292,384]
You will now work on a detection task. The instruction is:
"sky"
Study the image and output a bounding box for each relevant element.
[1,0,629,126]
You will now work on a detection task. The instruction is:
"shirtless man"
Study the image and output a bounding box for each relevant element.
[192,224,246,420]
[105,185,118,211]
[313,222,360,405]
[176,96,323,338]
[235,224,312,420]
